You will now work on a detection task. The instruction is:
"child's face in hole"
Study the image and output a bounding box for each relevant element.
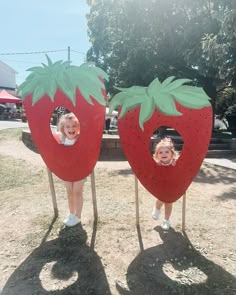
[63,118,80,140]
[156,147,173,164]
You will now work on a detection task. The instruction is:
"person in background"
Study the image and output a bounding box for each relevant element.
[110,115,118,129]
[105,117,111,131]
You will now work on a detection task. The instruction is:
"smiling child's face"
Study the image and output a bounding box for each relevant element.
[156,146,173,164]
[63,118,80,140]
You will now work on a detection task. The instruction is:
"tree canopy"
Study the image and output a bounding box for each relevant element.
[86,0,236,115]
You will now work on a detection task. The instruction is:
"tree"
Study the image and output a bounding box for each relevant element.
[86,0,236,117]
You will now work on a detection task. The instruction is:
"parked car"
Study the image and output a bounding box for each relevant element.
[0,107,14,120]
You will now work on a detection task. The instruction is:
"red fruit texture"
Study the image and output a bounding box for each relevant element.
[118,102,213,203]
[24,87,106,182]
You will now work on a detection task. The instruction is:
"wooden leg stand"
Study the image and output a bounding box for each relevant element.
[90,170,98,223]
[135,176,139,226]
[182,192,187,232]
[47,168,58,218]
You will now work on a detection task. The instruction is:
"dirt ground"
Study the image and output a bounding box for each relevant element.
[0,128,236,295]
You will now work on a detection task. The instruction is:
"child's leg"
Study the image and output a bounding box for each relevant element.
[161,203,173,230]
[64,181,76,214]
[152,199,164,220]
[73,180,84,219]
[164,203,172,220]
[156,199,164,210]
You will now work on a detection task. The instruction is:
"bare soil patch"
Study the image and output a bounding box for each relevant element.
[0,128,235,295]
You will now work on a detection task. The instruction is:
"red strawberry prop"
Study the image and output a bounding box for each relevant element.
[18,56,108,182]
[110,77,212,203]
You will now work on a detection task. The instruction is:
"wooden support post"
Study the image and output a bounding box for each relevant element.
[135,175,139,226]
[90,170,98,222]
[47,168,58,218]
[182,192,187,232]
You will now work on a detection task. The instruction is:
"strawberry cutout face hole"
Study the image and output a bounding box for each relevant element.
[18,57,108,182]
[51,108,81,146]
[151,126,183,167]
[110,76,212,202]
[51,106,66,127]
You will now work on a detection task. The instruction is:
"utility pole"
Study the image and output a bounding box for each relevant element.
[68,46,70,62]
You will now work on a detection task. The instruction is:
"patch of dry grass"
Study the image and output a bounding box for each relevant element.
[0,128,236,295]
[0,155,44,191]
[0,128,23,142]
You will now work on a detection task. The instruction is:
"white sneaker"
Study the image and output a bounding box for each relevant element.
[152,208,160,220]
[63,214,80,227]
[161,219,170,230]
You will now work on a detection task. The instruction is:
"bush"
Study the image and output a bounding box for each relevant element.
[225,104,236,116]
[216,87,236,118]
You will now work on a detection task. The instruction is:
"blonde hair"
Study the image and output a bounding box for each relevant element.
[153,137,178,161]
[58,112,80,135]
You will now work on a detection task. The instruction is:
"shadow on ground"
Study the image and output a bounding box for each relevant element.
[194,163,235,185]
[2,220,111,295]
[215,186,236,201]
[116,227,236,295]
[108,169,133,176]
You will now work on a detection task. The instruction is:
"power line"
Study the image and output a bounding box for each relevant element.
[0,49,67,56]
[71,49,87,55]
[0,49,87,56]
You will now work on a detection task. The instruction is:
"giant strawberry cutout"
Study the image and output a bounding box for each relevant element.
[110,77,212,203]
[18,56,108,182]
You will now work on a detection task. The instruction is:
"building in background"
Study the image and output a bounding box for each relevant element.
[0,61,17,95]
[0,61,20,119]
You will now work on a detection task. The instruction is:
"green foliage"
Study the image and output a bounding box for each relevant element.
[18,55,109,106]
[86,0,236,112]
[216,87,236,117]
[110,77,211,129]
[87,0,188,88]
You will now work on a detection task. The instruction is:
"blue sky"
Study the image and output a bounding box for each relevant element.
[0,0,90,85]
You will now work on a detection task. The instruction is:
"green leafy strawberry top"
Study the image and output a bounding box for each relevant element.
[109,77,211,129]
[18,55,109,106]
